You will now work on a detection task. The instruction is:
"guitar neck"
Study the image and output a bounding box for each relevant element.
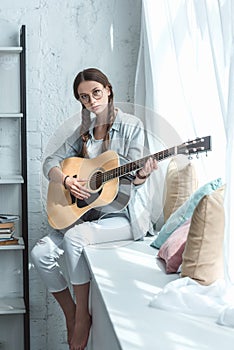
[103,146,177,182]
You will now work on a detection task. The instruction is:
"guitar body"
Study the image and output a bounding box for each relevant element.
[47,150,131,229]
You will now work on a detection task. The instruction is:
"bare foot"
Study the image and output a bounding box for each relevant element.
[66,315,75,346]
[69,314,92,350]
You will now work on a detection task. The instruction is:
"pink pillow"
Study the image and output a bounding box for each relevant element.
[158,219,191,273]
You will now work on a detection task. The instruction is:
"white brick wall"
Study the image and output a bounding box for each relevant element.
[0,1,142,349]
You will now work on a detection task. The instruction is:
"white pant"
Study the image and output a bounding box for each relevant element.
[31,215,132,293]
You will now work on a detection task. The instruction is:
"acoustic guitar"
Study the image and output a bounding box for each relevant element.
[47,136,211,229]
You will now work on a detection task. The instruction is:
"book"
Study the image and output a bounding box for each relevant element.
[0,233,14,239]
[0,214,20,223]
[0,227,15,234]
[0,221,15,229]
[0,236,14,241]
[0,215,18,241]
[0,237,19,246]
[0,226,15,237]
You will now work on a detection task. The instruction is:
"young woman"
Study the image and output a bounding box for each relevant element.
[31,68,158,350]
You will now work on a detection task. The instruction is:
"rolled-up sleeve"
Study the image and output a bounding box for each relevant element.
[43,127,82,179]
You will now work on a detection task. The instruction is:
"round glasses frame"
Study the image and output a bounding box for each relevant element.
[79,88,104,104]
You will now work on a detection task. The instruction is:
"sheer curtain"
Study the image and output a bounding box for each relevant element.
[135,0,234,285]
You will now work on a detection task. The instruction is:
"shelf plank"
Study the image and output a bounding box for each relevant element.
[0,237,25,250]
[0,113,23,118]
[0,47,22,53]
[0,297,25,314]
[0,175,24,184]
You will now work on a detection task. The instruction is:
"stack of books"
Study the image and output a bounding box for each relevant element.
[0,214,20,246]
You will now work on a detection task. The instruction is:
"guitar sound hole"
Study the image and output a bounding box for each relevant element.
[89,171,103,191]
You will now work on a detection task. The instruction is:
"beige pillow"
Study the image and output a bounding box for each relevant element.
[181,186,225,285]
[163,157,198,222]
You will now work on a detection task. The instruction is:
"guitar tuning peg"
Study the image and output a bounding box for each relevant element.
[188,155,193,160]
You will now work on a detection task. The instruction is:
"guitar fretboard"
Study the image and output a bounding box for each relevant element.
[102,146,176,182]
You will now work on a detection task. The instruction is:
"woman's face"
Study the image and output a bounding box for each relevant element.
[77,80,110,115]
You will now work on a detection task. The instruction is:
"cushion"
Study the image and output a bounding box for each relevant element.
[181,186,225,285]
[151,177,223,249]
[163,157,198,222]
[158,218,191,273]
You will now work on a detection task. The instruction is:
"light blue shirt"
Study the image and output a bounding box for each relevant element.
[43,108,153,240]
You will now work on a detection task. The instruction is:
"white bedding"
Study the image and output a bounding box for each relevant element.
[150,276,234,328]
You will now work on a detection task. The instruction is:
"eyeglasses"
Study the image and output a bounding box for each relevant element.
[79,88,104,104]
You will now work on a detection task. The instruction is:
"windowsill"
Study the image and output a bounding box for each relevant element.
[84,237,234,350]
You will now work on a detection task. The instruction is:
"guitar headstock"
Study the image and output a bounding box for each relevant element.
[178,136,212,157]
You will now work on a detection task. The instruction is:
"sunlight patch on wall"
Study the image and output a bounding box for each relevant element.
[110,23,114,51]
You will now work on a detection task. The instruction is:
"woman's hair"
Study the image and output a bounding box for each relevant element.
[73,68,115,157]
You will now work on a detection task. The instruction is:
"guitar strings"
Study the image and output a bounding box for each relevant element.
[88,138,209,188]
[89,147,176,188]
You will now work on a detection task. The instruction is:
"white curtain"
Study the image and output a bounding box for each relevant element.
[135,0,234,283]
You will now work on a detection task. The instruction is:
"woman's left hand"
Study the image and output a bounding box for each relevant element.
[140,157,158,177]
[134,157,158,184]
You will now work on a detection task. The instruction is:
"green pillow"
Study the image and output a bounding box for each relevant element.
[151,178,223,249]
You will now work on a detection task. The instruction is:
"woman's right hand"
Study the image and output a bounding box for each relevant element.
[64,176,91,200]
